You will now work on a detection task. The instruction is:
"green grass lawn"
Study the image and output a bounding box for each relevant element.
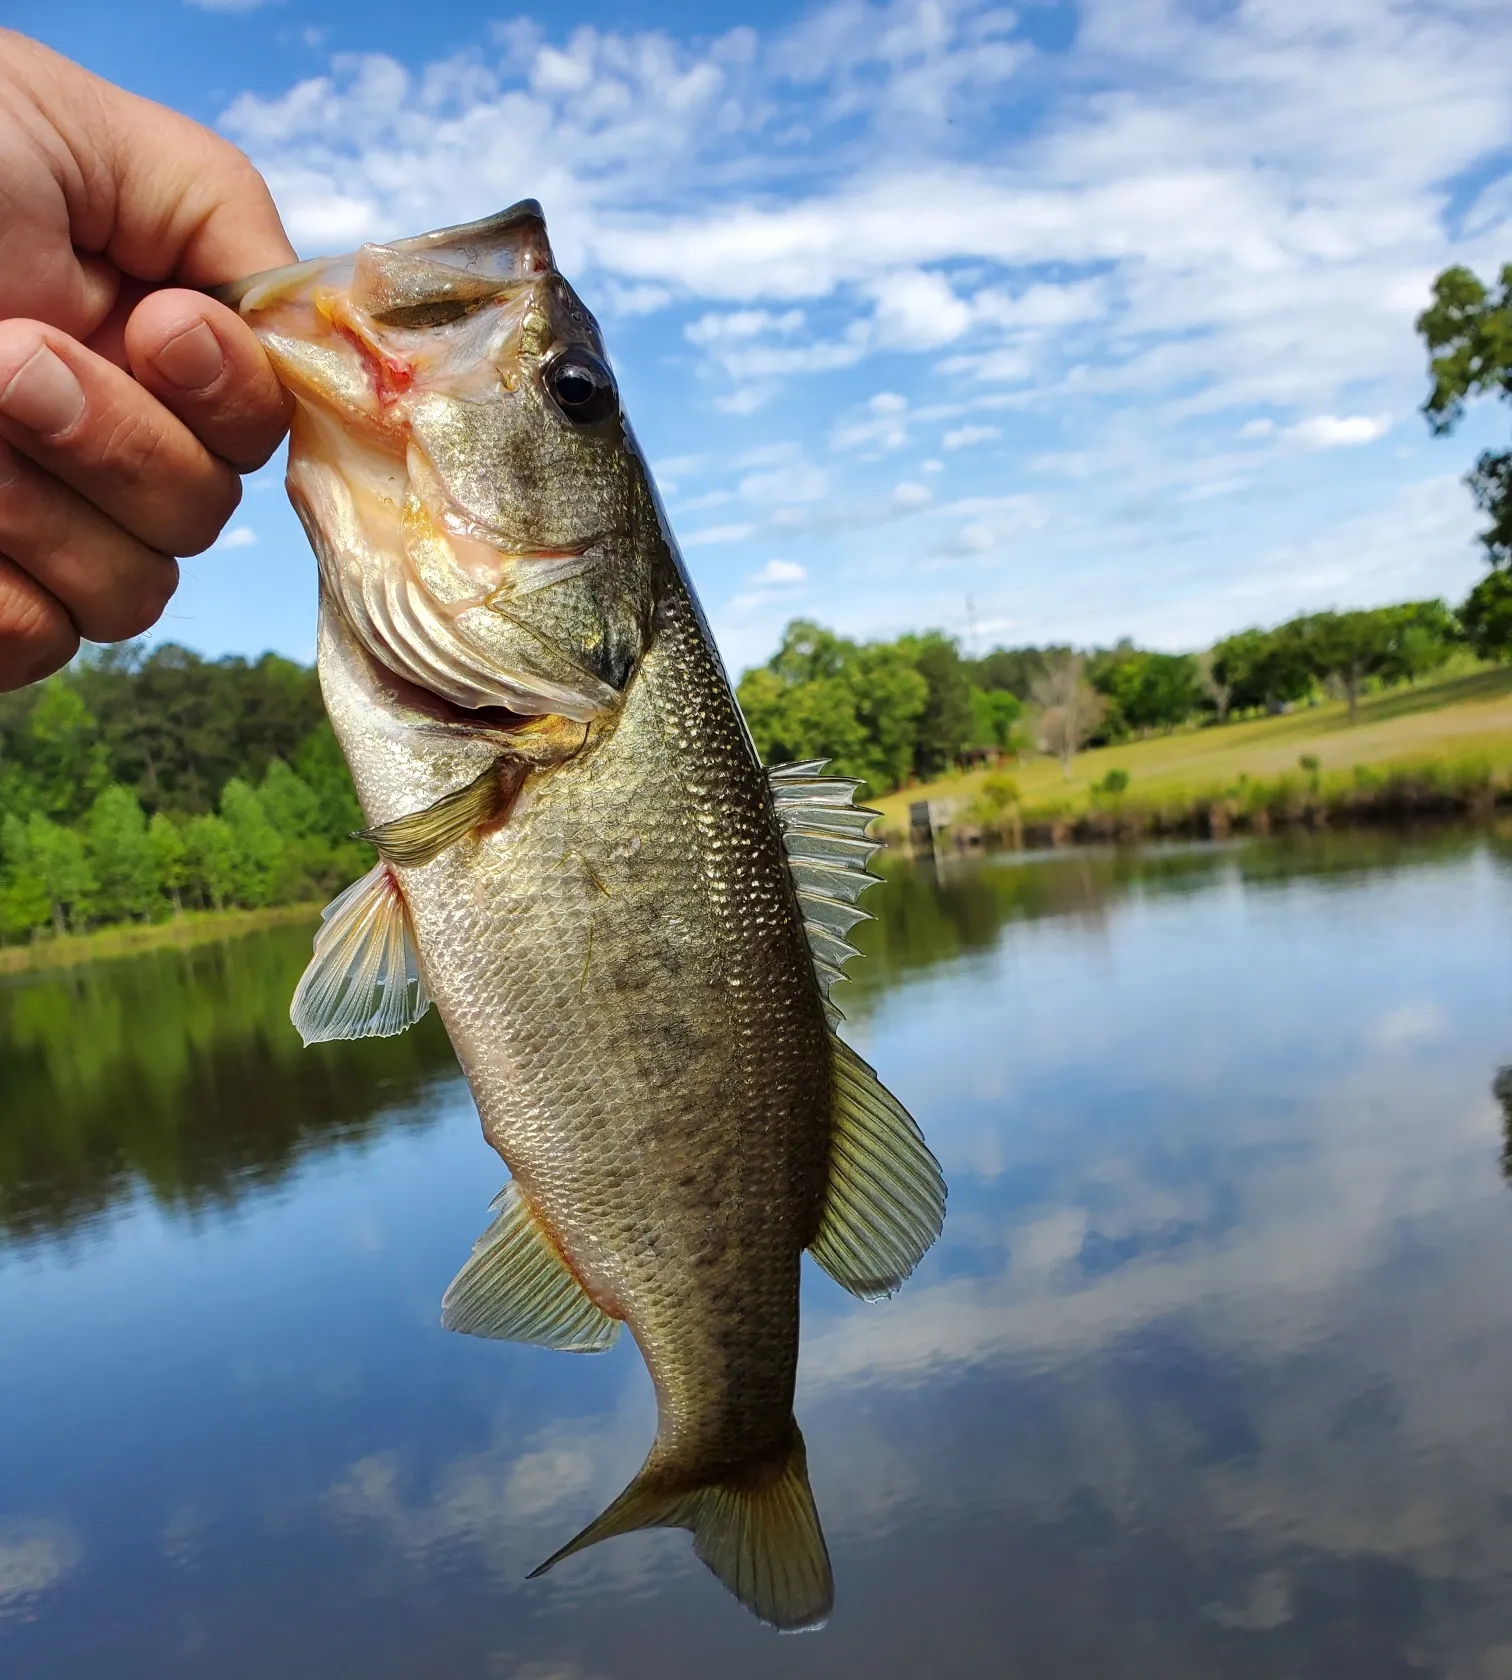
[873,662,1512,831]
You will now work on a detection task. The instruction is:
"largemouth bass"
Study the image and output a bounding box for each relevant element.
[220,203,945,1631]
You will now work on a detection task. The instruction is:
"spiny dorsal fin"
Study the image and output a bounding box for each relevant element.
[767,761,883,1021]
[357,760,514,868]
[289,862,431,1045]
[441,1182,620,1353]
[810,1036,946,1301]
[530,1425,832,1632]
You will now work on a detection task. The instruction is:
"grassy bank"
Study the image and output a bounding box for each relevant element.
[874,664,1512,844]
[0,902,322,979]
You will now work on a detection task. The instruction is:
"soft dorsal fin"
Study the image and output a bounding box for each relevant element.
[441,1181,620,1353]
[767,761,883,1021]
[290,862,431,1044]
[810,1037,946,1300]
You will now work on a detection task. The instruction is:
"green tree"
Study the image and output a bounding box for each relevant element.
[1418,263,1512,566]
[220,779,285,908]
[736,621,927,795]
[292,722,365,843]
[85,785,160,923]
[183,814,238,912]
[1092,647,1200,735]
[1377,599,1456,684]
[898,631,972,779]
[18,680,110,821]
[1460,569,1512,661]
[11,813,97,936]
[147,813,188,915]
[1300,609,1395,725]
[968,686,1023,753]
[0,815,49,940]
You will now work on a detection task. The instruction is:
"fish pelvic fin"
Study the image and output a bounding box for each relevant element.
[357,760,519,869]
[810,1035,947,1301]
[441,1181,620,1353]
[289,862,431,1045]
[530,1425,833,1633]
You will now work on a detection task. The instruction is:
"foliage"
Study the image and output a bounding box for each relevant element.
[968,687,1023,752]
[1419,262,1512,577]
[0,647,370,945]
[1096,768,1131,795]
[736,620,929,795]
[1089,645,1202,736]
[1460,569,1512,661]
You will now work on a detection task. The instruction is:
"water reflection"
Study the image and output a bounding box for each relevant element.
[4,829,1512,1676]
[0,924,457,1247]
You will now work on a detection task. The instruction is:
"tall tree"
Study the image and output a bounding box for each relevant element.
[85,786,160,923]
[898,632,973,779]
[1459,569,1512,662]
[1300,610,1396,725]
[1418,263,1512,566]
[1032,654,1107,779]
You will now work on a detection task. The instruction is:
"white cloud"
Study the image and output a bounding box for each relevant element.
[685,308,805,345]
[893,480,933,506]
[1286,414,1393,449]
[942,424,1000,450]
[199,0,1512,676]
[751,558,806,585]
[213,526,258,551]
[681,522,755,546]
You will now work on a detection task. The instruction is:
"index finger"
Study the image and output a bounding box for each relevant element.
[2,31,296,288]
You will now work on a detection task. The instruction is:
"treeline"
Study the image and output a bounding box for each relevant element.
[0,644,367,945]
[737,601,1463,794]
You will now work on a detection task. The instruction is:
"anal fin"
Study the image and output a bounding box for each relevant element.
[810,1035,946,1300]
[530,1424,832,1632]
[289,862,430,1045]
[441,1182,620,1353]
[358,760,518,868]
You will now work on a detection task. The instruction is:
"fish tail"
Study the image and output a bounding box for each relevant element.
[528,1422,833,1632]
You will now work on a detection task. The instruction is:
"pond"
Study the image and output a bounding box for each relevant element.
[3,829,1512,1678]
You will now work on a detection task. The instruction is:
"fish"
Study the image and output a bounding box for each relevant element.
[218,202,945,1632]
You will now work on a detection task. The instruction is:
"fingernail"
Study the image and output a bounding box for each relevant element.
[154,320,225,392]
[0,346,85,435]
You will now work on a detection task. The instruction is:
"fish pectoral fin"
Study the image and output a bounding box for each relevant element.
[767,761,882,1024]
[530,1425,833,1633]
[810,1034,947,1300]
[289,862,431,1045]
[440,1182,619,1353]
[357,760,517,868]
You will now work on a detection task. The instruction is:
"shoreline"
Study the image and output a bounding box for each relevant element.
[886,763,1511,853]
[0,903,322,979]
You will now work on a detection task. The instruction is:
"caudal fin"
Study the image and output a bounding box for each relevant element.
[529,1425,833,1631]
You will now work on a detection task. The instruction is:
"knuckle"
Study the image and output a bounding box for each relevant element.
[0,566,76,689]
[95,406,169,489]
[91,552,178,642]
[176,475,242,557]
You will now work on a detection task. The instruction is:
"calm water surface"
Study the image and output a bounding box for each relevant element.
[3,831,1512,1678]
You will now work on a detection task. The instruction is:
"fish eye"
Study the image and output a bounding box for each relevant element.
[543,348,618,427]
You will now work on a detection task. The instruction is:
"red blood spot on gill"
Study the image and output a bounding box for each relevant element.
[334,321,414,409]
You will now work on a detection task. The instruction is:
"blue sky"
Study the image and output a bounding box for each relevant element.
[14,0,1512,675]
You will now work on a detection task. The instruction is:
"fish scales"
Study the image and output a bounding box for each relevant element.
[221,200,944,1631]
[395,575,833,1468]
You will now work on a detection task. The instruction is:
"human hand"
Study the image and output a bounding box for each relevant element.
[0,31,296,691]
